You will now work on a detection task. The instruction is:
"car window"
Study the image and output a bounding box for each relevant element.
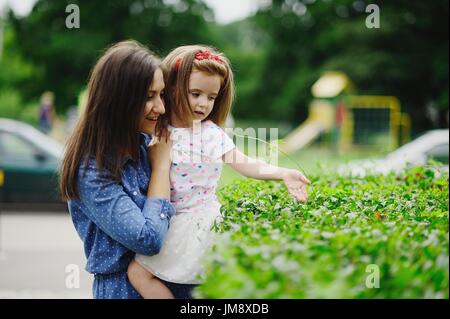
[426,143,449,164]
[0,132,39,161]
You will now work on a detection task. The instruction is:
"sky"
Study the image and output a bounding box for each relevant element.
[0,0,34,16]
[0,0,264,24]
[203,0,264,24]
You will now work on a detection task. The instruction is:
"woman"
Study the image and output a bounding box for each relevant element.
[59,40,196,299]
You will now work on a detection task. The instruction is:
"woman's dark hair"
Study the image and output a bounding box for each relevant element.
[60,40,162,201]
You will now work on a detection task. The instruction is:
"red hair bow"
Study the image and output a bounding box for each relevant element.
[175,50,224,71]
[213,55,224,63]
[195,50,211,60]
[175,58,182,71]
[195,50,224,64]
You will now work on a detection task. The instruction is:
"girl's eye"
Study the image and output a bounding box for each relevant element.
[191,92,200,98]
[209,96,216,101]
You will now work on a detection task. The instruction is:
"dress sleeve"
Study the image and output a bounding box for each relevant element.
[77,160,175,256]
[219,126,236,156]
[203,121,236,160]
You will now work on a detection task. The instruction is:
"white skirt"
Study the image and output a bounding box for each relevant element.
[135,206,223,284]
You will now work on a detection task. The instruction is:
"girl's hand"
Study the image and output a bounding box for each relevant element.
[148,137,172,171]
[282,169,311,202]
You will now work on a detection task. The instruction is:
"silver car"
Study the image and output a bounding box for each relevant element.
[338,129,449,177]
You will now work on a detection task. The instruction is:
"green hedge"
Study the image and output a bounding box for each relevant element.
[194,165,449,298]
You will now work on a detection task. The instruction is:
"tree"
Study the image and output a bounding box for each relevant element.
[9,0,215,112]
[247,0,449,130]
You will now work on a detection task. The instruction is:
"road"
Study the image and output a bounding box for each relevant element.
[0,210,93,298]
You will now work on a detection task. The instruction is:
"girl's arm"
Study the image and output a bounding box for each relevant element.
[222,147,287,180]
[223,147,311,202]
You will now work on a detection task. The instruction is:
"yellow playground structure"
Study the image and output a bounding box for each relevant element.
[281,71,410,153]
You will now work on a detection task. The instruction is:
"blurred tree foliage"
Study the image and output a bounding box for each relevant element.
[5,0,215,112]
[0,20,41,124]
[236,0,449,129]
[1,0,448,131]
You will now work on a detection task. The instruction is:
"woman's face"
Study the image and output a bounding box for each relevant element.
[139,68,165,135]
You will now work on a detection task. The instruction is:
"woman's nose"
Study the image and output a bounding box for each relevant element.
[153,96,165,115]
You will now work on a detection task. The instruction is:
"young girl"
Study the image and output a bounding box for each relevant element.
[127,45,311,298]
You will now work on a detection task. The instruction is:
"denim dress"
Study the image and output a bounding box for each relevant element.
[68,133,196,298]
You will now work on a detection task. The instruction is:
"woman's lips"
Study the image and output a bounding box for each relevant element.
[146,116,158,124]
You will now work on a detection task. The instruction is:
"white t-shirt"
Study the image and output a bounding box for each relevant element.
[169,120,235,213]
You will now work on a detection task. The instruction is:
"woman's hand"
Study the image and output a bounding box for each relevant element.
[148,137,172,172]
[282,169,311,202]
[147,137,173,199]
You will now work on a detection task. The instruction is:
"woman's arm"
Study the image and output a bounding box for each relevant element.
[147,138,172,199]
[223,147,310,202]
[78,138,174,256]
[78,161,174,256]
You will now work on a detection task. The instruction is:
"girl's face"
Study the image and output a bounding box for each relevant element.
[187,71,221,122]
[139,68,165,134]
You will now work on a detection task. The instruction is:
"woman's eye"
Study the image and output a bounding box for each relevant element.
[147,95,154,100]
[191,92,200,98]
[209,96,216,101]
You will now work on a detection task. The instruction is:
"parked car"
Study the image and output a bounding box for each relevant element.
[0,118,64,204]
[338,129,449,177]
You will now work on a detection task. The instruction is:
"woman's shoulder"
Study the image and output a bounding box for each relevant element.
[76,156,112,182]
[77,156,96,173]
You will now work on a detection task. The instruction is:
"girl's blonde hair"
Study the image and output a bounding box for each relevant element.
[160,45,234,128]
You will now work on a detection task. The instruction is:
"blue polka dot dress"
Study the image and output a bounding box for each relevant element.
[68,133,176,298]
